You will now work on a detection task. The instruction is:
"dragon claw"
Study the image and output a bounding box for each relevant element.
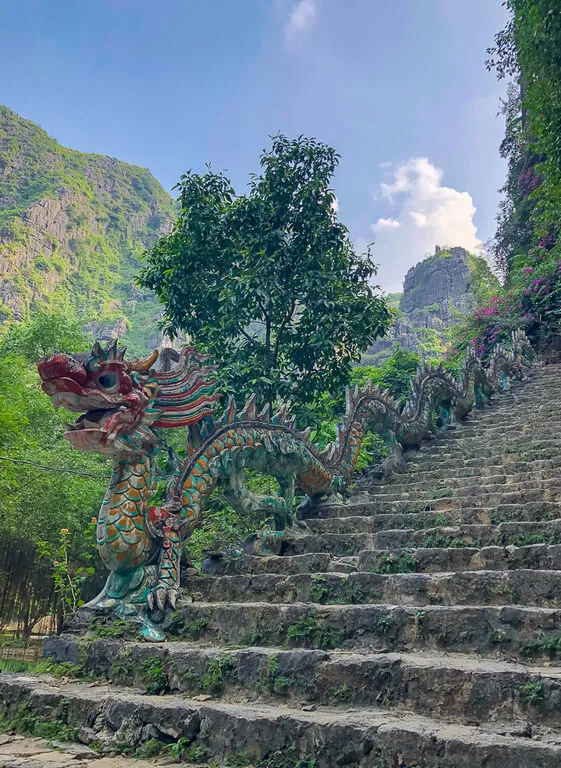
[148,584,179,613]
[156,586,167,612]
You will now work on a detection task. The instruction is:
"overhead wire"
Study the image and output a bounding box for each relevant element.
[0,455,110,479]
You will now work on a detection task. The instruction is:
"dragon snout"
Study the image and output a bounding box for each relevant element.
[38,353,88,386]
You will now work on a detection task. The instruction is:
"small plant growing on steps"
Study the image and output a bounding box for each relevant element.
[166,738,208,763]
[519,631,561,659]
[285,612,344,649]
[519,678,545,705]
[421,533,471,549]
[201,653,237,693]
[90,617,138,640]
[371,551,418,574]
[489,629,508,645]
[256,654,295,696]
[331,683,352,702]
[167,614,209,640]
[140,657,169,695]
[377,614,394,634]
[135,739,163,759]
[109,650,135,685]
[310,575,330,603]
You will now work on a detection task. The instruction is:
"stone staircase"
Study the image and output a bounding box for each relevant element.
[3,365,561,767]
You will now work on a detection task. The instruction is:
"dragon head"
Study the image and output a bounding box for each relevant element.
[38,340,222,456]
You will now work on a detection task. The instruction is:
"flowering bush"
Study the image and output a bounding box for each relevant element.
[449,256,561,361]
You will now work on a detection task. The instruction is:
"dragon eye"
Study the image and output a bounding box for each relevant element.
[98,373,118,390]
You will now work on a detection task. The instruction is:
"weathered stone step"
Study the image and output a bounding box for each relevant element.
[369,519,561,551]
[387,456,561,482]
[399,455,561,476]
[430,425,561,446]
[3,675,561,768]
[359,462,561,494]
[312,498,561,522]
[362,470,561,497]
[409,442,561,466]
[427,421,561,440]
[200,552,358,577]
[429,433,561,451]
[309,504,561,530]
[190,568,561,609]
[155,601,561,659]
[473,412,561,428]
[283,518,561,555]
[203,542,561,580]
[282,532,371,556]
[45,640,561,727]
[358,543,561,574]
[476,388,561,407]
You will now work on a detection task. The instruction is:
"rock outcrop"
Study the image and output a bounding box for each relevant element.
[365,246,496,364]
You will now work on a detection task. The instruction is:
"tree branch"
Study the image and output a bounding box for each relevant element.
[272,300,296,369]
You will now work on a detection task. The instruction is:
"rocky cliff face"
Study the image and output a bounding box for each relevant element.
[0,106,175,354]
[364,246,494,364]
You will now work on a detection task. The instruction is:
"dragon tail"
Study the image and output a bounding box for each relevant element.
[318,330,535,484]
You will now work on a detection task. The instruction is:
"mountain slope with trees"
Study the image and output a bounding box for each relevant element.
[0,106,175,355]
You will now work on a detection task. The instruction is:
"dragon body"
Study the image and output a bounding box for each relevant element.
[38,331,533,639]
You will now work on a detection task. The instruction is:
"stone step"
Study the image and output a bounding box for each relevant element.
[203,542,561,580]
[429,424,561,444]
[371,476,561,498]
[282,519,561,555]
[383,456,561,482]
[394,455,561,478]
[428,420,561,439]
[189,568,561,609]
[371,519,561,551]
[361,471,561,497]
[473,413,561,428]
[44,640,561,727]
[200,552,358,577]
[358,544,561,574]
[154,601,561,659]
[426,434,561,452]
[406,443,561,466]
[311,499,561,523]
[416,436,561,456]
[3,675,561,768]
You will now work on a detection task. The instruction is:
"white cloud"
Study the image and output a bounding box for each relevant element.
[409,211,427,227]
[373,217,401,231]
[370,157,481,291]
[285,0,317,45]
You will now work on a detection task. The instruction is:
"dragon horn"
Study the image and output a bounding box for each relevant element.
[91,341,104,358]
[129,349,159,373]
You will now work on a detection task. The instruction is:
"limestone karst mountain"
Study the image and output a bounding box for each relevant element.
[365,246,498,364]
[0,105,175,354]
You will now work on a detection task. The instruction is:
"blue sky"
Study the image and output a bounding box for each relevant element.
[2,0,508,291]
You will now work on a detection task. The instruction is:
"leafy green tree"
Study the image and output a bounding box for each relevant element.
[351,346,421,406]
[0,311,91,363]
[0,312,106,629]
[487,0,561,275]
[140,135,391,411]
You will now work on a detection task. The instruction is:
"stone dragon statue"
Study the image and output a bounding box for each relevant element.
[38,331,533,639]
